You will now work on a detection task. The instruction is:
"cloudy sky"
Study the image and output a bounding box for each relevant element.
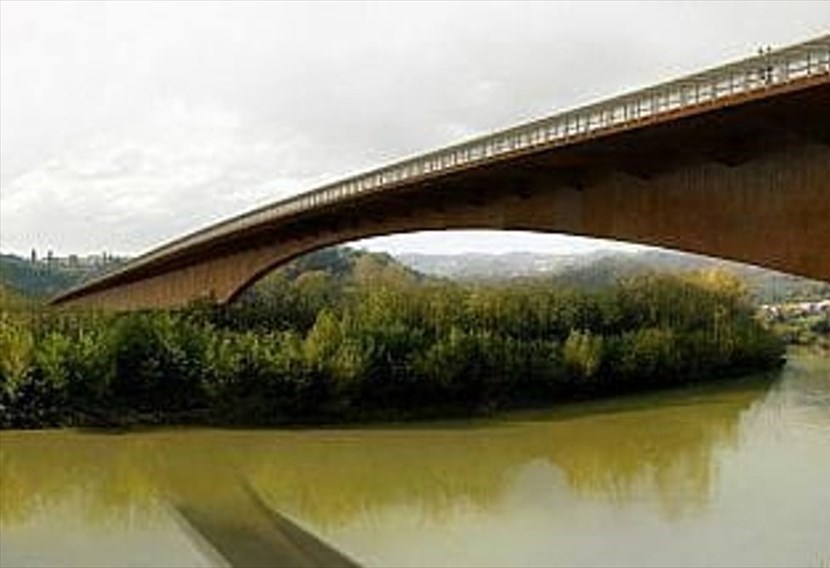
[2,1,829,258]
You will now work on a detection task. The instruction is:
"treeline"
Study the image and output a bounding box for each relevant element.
[0,251,784,428]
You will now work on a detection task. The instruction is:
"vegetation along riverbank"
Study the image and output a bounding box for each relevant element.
[0,249,787,429]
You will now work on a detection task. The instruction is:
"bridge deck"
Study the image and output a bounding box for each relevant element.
[53,35,830,304]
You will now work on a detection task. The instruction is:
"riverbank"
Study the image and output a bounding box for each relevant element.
[1,270,784,429]
[760,301,830,354]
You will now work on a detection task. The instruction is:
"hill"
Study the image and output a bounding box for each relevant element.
[397,249,830,304]
[0,254,86,298]
[274,247,424,284]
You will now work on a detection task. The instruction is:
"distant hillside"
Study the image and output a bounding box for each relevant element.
[397,249,830,304]
[0,254,85,298]
[399,251,588,280]
[0,253,133,299]
[553,251,830,303]
[276,247,424,284]
[242,247,427,302]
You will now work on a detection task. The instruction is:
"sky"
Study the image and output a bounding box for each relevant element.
[2,1,829,258]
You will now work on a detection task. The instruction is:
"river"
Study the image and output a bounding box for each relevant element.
[1,351,828,567]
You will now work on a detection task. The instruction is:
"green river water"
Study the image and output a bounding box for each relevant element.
[1,352,828,567]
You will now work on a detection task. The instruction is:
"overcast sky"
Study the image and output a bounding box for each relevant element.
[2,1,829,258]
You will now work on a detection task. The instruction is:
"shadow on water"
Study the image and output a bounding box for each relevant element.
[167,479,360,568]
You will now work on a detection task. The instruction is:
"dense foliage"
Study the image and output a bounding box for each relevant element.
[0,253,785,428]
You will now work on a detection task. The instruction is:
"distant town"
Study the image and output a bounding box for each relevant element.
[23,249,127,272]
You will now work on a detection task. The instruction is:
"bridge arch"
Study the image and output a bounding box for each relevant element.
[223,133,830,306]
[59,131,830,311]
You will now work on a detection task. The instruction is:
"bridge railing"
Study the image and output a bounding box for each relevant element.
[85,35,830,281]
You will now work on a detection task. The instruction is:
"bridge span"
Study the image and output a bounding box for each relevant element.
[54,36,830,310]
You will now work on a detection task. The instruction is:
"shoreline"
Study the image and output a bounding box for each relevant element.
[0,357,789,433]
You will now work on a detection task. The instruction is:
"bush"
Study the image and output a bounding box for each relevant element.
[563,329,604,385]
[0,268,786,428]
[107,313,211,415]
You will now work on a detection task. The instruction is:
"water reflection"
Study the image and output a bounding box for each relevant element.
[4,355,830,567]
[0,377,772,531]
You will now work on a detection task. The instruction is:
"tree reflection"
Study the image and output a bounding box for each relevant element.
[0,377,776,531]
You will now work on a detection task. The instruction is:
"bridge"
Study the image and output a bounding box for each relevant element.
[53,36,830,310]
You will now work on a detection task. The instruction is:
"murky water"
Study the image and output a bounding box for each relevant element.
[1,352,829,567]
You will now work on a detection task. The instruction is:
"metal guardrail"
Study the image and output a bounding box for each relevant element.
[77,35,830,287]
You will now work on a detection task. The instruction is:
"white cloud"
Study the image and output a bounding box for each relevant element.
[2,1,829,257]
[1,100,320,254]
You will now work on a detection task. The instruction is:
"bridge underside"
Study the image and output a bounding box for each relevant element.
[57,82,830,310]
